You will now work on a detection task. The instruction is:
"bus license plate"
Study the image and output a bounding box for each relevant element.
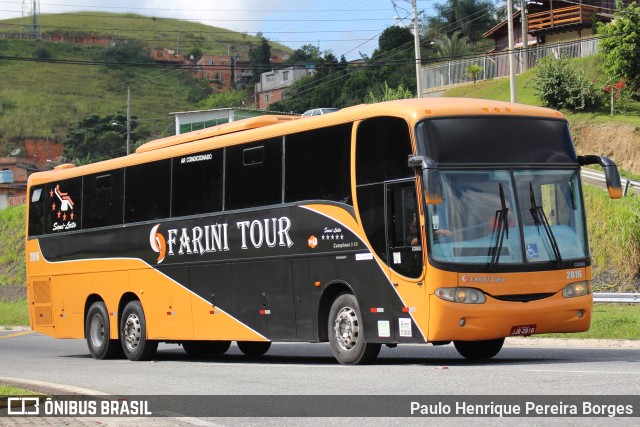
[510,325,536,336]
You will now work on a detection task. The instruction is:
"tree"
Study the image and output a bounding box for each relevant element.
[198,89,248,109]
[371,26,416,93]
[63,114,145,164]
[433,31,471,58]
[465,63,483,83]
[249,34,272,83]
[287,44,321,65]
[532,57,601,111]
[424,0,498,44]
[597,2,640,90]
[365,82,413,103]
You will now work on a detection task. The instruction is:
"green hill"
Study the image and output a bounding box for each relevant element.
[0,13,292,150]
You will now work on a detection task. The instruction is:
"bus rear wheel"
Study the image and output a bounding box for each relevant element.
[183,340,231,357]
[86,301,122,359]
[237,341,271,356]
[328,293,381,365]
[454,338,505,360]
[120,300,158,361]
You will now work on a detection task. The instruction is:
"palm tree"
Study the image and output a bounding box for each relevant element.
[434,31,471,58]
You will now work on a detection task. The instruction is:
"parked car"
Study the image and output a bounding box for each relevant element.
[301,108,339,117]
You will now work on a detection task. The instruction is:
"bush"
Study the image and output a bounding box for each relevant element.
[584,186,640,292]
[532,57,601,111]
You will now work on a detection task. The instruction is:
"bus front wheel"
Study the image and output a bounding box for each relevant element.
[237,341,271,356]
[120,300,158,361]
[328,293,381,365]
[85,301,122,359]
[454,338,505,360]
[183,340,231,357]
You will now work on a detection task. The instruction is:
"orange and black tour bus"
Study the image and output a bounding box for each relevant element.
[25,98,622,364]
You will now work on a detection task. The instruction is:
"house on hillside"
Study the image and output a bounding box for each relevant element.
[150,48,186,64]
[0,157,38,209]
[483,0,621,51]
[194,55,253,89]
[255,66,315,110]
[0,140,63,209]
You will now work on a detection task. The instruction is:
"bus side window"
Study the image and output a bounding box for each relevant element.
[225,138,282,210]
[28,186,45,236]
[172,150,223,217]
[125,160,171,223]
[285,124,352,204]
[83,169,124,229]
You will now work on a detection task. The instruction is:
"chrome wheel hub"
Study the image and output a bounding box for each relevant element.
[333,307,359,351]
[123,313,142,351]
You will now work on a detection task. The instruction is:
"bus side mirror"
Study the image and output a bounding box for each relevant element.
[408,155,442,204]
[578,155,623,199]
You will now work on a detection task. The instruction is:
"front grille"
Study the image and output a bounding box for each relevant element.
[491,292,555,302]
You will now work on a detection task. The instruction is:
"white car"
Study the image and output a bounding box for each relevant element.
[302,108,339,117]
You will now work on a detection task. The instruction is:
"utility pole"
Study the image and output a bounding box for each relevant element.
[412,0,423,98]
[520,0,528,72]
[507,0,517,103]
[126,87,131,156]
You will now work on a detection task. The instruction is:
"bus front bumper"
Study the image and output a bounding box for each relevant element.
[427,293,592,342]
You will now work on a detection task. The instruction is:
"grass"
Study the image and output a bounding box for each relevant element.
[443,55,640,123]
[0,385,38,396]
[583,186,640,292]
[540,304,640,340]
[0,300,28,326]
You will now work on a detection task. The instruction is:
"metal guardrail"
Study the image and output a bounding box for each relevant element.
[580,169,640,197]
[593,293,640,303]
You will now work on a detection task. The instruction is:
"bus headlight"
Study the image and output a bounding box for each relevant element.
[562,281,591,298]
[435,288,486,304]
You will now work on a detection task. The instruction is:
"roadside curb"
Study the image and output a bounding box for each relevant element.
[0,376,107,396]
[506,337,640,349]
[0,325,31,332]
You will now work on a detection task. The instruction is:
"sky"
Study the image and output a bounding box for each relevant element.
[0,0,437,61]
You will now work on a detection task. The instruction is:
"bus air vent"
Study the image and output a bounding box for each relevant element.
[491,293,555,302]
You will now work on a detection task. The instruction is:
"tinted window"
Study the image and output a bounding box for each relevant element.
[225,138,282,210]
[83,169,124,229]
[44,178,83,234]
[28,186,45,236]
[285,124,351,204]
[125,160,171,223]
[172,150,223,217]
[356,117,413,185]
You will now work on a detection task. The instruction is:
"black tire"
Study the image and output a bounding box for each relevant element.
[183,340,231,357]
[85,301,123,359]
[237,341,271,356]
[328,293,381,365]
[120,300,158,361]
[454,338,505,360]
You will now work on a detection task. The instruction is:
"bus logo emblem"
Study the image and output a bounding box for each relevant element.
[149,224,167,264]
[308,235,318,249]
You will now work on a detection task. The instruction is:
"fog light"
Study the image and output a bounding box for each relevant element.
[459,318,466,327]
[577,310,584,318]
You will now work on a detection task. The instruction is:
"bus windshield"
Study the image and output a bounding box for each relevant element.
[427,169,587,267]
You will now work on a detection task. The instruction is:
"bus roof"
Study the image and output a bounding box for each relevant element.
[136,114,300,153]
[28,98,566,185]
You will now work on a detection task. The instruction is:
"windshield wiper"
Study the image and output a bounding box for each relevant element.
[489,183,509,269]
[529,183,563,264]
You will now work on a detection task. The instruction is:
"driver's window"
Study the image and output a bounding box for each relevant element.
[387,184,423,278]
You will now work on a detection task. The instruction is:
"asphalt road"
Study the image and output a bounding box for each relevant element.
[1,330,640,426]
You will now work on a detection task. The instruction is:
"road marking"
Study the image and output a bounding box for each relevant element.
[0,331,34,339]
[526,369,640,375]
